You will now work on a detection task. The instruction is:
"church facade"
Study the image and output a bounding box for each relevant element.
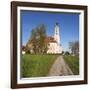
[46,23,62,54]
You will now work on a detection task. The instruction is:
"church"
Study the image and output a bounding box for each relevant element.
[24,23,63,54]
[45,23,62,54]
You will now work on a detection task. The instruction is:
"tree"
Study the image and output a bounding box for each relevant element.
[37,24,48,53]
[62,51,64,55]
[29,24,48,54]
[64,51,70,55]
[69,41,79,55]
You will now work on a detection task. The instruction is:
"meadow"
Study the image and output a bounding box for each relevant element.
[21,54,59,77]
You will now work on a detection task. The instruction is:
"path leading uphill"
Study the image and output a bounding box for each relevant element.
[48,55,73,76]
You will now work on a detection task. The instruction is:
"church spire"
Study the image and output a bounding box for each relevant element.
[56,22,59,25]
[54,22,60,45]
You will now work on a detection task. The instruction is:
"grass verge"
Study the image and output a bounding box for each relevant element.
[63,55,79,75]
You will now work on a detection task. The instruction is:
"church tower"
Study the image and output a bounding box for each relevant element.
[54,22,60,45]
[47,22,62,54]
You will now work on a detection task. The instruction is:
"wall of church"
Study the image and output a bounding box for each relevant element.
[47,42,62,54]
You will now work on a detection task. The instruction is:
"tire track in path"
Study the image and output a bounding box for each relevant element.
[48,55,73,76]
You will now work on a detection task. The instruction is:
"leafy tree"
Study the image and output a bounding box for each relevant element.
[64,51,70,55]
[30,24,48,54]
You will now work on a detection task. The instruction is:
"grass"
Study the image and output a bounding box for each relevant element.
[63,55,79,75]
[21,54,59,77]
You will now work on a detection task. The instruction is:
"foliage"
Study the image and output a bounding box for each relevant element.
[30,24,48,54]
[64,51,70,55]
[21,54,58,77]
[64,55,79,75]
[62,51,64,54]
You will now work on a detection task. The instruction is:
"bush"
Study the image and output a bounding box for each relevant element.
[64,51,70,55]
[26,50,30,54]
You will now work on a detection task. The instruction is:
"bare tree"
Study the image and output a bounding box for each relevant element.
[69,41,79,55]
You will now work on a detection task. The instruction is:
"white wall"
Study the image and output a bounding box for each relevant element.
[0,0,89,90]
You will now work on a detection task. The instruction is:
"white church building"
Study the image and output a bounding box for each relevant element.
[46,23,62,54]
[25,22,63,54]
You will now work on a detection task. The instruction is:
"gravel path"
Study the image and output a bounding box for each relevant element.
[48,55,73,76]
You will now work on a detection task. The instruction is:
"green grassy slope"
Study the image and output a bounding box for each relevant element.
[21,54,58,77]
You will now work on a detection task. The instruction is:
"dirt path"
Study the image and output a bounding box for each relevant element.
[48,55,73,76]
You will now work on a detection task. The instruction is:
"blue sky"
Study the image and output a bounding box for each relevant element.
[21,10,79,51]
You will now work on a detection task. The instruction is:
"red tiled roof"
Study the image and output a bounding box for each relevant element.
[44,37,56,43]
[28,36,57,44]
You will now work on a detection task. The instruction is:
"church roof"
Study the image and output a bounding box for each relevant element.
[44,36,56,43]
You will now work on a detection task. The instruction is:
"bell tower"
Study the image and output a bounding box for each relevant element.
[54,22,60,45]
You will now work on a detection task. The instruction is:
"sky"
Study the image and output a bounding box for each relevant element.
[21,10,79,51]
